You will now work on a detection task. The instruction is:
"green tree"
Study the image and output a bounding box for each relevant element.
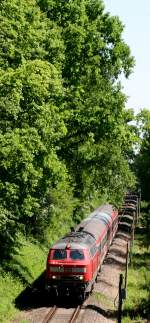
[0,0,137,257]
[0,60,74,251]
[135,109,150,201]
[0,0,72,255]
[0,0,64,69]
[39,0,136,212]
[134,109,150,250]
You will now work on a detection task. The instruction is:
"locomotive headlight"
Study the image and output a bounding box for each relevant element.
[52,275,60,279]
[79,275,84,280]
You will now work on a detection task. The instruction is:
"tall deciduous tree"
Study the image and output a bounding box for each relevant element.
[39,0,135,211]
[0,0,136,256]
[135,109,150,201]
[135,109,150,249]
[0,0,73,254]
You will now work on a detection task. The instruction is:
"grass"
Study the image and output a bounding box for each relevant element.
[94,291,115,310]
[122,233,150,322]
[0,270,23,323]
[0,220,71,323]
[0,234,47,323]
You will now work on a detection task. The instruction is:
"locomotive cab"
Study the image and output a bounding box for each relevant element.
[46,245,91,299]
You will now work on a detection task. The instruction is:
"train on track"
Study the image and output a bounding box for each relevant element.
[46,204,118,300]
[46,194,140,301]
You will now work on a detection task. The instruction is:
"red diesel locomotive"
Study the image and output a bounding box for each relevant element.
[46,204,118,300]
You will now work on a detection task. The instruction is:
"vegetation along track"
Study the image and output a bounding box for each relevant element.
[42,305,81,323]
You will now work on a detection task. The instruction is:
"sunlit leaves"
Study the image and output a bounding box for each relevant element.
[135,110,150,201]
[0,0,136,253]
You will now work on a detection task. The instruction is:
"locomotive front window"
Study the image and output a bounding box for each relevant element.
[70,249,85,260]
[52,249,67,259]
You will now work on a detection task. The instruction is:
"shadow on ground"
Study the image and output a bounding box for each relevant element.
[15,271,51,310]
[15,271,82,310]
[109,246,126,258]
[131,251,150,269]
[85,304,117,319]
[104,254,125,269]
[115,231,130,241]
[123,299,150,321]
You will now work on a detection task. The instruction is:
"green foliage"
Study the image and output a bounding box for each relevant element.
[0,0,64,69]
[44,0,136,210]
[0,0,136,257]
[0,58,71,250]
[0,234,47,323]
[139,202,150,249]
[0,4,144,322]
[123,234,150,322]
[135,109,150,201]
[0,270,22,323]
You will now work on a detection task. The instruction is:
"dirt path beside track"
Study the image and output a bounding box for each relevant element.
[77,230,130,323]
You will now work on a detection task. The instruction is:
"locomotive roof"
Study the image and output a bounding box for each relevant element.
[51,204,115,250]
[76,204,114,240]
[93,212,112,225]
[52,231,95,250]
[77,204,114,226]
[79,218,106,241]
[89,204,113,218]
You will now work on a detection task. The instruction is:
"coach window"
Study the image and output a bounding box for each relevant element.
[90,245,97,257]
[70,249,85,260]
[52,249,67,259]
[93,245,98,254]
[90,246,94,257]
[101,238,104,250]
[102,234,107,249]
[98,243,101,252]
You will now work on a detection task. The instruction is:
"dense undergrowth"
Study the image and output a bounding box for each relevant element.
[123,233,150,323]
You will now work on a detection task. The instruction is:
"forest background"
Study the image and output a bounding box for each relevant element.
[0,0,150,322]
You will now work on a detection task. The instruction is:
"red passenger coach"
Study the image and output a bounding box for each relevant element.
[46,204,118,300]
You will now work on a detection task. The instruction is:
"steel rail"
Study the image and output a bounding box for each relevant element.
[69,305,81,323]
[42,305,57,323]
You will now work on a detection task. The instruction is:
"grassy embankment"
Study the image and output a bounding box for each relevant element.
[0,235,47,323]
[122,233,150,323]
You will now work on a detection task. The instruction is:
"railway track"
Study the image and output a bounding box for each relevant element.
[42,306,57,323]
[42,305,81,323]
